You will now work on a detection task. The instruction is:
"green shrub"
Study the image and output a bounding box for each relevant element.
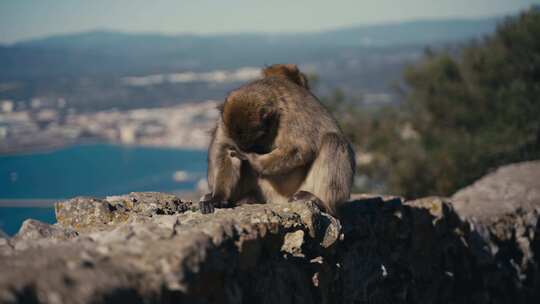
[334,7,540,198]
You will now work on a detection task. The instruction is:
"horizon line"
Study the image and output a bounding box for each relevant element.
[2,13,507,46]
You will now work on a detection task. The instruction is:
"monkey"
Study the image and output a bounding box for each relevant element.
[199,64,356,217]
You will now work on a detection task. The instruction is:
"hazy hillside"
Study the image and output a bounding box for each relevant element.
[1,18,499,78]
[0,17,500,111]
[15,18,498,49]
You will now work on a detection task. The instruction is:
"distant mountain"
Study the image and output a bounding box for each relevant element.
[307,18,500,46]
[0,17,500,80]
[14,18,500,49]
[0,17,505,111]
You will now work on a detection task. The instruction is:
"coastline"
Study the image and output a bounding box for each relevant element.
[0,101,219,157]
[0,139,208,157]
[0,138,93,157]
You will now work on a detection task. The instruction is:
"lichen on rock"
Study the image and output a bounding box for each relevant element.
[55,192,193,233]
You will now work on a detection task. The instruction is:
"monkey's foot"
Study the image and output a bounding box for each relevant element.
[289,191,341,248]
[289,191,326,212]
[199,201,214,214]
[199,193,229,214]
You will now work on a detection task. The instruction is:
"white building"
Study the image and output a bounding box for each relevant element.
[1,100,14,113]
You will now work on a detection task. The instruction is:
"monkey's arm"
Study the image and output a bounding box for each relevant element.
[245,145,314,176]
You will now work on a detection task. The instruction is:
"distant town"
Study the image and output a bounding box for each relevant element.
[0,97,220,154]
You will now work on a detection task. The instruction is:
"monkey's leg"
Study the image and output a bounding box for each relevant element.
[201,147,261,214]
[293,133,355,216]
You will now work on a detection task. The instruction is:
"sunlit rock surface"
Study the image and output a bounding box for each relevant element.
[452,161,540,302]
[1,162,539,303]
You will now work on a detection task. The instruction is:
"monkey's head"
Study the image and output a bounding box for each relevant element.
[262,64,309,90]
[222,90,279,154]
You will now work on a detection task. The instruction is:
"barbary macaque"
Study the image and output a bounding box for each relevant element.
[200,64,355,216]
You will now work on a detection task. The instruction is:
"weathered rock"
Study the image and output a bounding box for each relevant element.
[452,161,540,221]
[0,170,538,304]
[1,193,343,304]
[0,229,11,256]
[452,161,540,303]
[55,192,193,233]
[281,230,305,257]
[0,230,7,247]
[9,219,78,252]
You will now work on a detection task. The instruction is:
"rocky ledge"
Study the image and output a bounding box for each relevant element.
[1,162,540,304]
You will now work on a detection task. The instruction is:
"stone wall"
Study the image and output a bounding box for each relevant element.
[1,162,539,304]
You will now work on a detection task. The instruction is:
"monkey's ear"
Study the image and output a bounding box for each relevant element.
[262,64,310,90]
[298,72,310,90]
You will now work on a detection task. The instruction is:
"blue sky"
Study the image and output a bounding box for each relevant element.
[0,0,538,43]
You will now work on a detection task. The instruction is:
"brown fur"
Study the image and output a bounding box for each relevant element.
[200,64,355,216]
[262,64,309,89]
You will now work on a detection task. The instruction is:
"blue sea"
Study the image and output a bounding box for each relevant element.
[0,144,207,235]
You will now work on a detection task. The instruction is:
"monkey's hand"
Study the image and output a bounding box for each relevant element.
[242,146,313,176]
[228,148,264,173]
[243,153,265,174]
[199,193,229,214]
